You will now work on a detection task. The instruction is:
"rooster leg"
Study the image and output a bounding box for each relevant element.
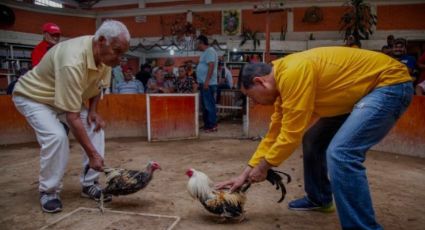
[99,192,104,214]
[234,214,246,223]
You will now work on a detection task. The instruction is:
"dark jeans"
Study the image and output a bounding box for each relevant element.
[199,84,217,129]
[303,82,413,229]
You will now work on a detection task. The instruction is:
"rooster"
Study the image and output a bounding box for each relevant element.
[84,161,161,213]
[186,168,291,221]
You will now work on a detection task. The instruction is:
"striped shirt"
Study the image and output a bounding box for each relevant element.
[115,79,144,94]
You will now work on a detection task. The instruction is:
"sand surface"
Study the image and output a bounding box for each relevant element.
[0,122,424,230]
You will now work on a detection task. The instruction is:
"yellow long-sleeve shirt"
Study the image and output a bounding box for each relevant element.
[248,47,412,167]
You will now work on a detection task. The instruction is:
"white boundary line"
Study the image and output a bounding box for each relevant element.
[147,94,151,142]
[195,92,199,138]
[39,207,181,230]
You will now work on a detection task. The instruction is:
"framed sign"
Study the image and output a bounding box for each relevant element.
[222,10,241,36]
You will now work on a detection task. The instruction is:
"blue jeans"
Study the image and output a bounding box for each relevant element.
[199,84,217,129]
[302,82,413,230]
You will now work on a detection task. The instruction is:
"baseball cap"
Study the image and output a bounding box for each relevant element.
[42,22,61,35]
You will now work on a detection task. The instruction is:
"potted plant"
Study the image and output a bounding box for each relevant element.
[340,0,377,41]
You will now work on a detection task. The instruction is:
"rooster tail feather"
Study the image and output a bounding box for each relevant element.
[270,169,292,183]
[266,169,291,203]
[276,180,286,203]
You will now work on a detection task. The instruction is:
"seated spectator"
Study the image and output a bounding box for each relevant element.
[173,66,197,93]
[185,61,197,83]
[135,63,152,90]
[381,45,392,56]
[146,67,173,93]
[392,38,416,78]
[216,62,233,104]
[416,80,425,96]
[114,67,144,94]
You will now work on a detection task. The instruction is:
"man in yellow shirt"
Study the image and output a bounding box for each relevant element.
[13,20,130,213]
[217,47,413,229]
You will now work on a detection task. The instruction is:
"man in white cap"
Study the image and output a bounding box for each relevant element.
[31,22,61,66]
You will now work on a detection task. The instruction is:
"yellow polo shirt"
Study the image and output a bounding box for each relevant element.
[13,36,111,112]
[248,47,412,167]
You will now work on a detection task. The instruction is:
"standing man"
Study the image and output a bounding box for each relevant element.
[196,35,218,132]
[31,22,61,67]
[217,47,413,229]
[13,20,130,213]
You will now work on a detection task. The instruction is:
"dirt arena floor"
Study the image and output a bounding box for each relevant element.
[1,122,424,230]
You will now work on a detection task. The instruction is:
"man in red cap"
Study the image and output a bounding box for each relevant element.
[31,22,61,67]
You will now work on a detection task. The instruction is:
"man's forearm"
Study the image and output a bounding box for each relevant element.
[89,93,101,113]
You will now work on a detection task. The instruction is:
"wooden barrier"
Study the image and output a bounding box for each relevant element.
[97,94,147,139]
[0,94,148,145]
[0,95,35,144]
[246,97,425,158]
[147,94,198,141]
[216,89,243,118]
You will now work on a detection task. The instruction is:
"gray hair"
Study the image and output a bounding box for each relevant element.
[94,20,130,44]
[240,63,272,89]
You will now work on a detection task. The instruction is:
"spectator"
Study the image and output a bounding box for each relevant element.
[135,63,152,90]
[185,61,197,82]
[417,48,425,84]
[216,61,233,104]
[32,22,61,67]
[111,57,128,93]
[173,66,197,93]
[115,67,144,94]
[196,35,218,132]
[12,20,130,213]
[146,67,173,93]
[387,34,395,48]
[381,45,392,56]
[392,38,416,78]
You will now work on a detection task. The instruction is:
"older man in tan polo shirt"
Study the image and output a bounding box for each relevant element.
[13,20,130,213]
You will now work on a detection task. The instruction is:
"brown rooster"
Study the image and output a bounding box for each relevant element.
[85,161,161,212]
[186,168,291,221]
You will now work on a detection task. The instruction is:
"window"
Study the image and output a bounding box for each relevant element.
[35,0,63,8]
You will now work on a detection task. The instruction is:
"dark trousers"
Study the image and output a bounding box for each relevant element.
[199,84,217,129]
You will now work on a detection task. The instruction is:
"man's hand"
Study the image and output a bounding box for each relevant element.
[203,82,209,90]
[248,159,272,183]
[215,166,252,193]
[88,152,104,172]
[87,112,105,132]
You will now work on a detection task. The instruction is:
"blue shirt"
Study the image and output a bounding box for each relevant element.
[196,47,218,85]
[115,79,144,94]
[399,55,416,70]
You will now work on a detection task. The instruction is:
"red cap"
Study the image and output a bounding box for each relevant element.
[42,23,61,35]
